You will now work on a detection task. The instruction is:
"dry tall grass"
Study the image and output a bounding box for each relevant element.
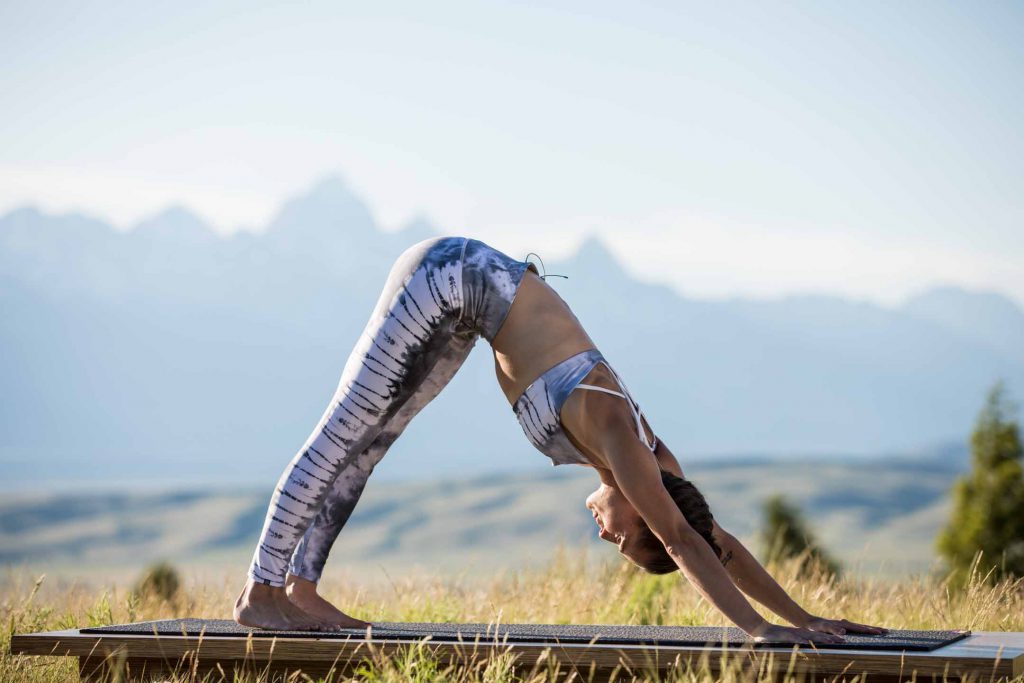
[4,548,1023,682]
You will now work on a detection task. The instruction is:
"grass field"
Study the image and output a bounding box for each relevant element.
[4,548,1023,682]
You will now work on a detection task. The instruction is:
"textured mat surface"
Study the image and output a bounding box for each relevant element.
[82,619,970,651]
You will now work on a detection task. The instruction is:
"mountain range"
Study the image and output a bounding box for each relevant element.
[2,175,1022,489]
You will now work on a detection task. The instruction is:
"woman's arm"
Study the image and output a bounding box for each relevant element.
[654,438,813,626]
[606,432,847,643]
[651,436,885,637]
[716,522,886,635]
[712,523,813,627]
[651,439,807,624]
[592,415,769,634]
[566,405,848,643]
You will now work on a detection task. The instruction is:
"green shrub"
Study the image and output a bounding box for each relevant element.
[758,494,842,578]
[132,560,182,604]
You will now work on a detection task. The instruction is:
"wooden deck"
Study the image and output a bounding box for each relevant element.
[11,627,1024,682]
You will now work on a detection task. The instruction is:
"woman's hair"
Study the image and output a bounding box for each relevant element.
[633,469,728,574]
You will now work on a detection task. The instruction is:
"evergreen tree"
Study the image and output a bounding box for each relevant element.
[936,381,1024,585]
[759,493,842,578]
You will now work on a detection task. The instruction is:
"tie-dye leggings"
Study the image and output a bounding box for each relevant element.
[248,236,538,586]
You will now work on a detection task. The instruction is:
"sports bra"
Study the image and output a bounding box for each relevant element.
[512,348,658,466]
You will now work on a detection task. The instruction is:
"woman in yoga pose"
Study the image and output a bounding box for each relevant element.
[234,236,887,644]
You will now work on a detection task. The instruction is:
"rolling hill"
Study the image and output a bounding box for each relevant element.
[0,452,968,581]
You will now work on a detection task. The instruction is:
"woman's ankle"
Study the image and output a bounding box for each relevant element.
[285,573,318,597]
[241,578,286,601]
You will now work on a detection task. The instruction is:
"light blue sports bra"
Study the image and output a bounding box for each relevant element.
[512,348,658,466]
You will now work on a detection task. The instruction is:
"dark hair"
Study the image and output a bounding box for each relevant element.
[633,469,727,574]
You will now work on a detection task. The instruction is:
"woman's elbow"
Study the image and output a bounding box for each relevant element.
[660,525,708,558]
[711,521,736,549]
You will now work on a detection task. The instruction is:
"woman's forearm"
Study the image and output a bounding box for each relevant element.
[667,533,769,635]
[719,534,812,627]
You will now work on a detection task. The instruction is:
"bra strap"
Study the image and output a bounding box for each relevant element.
[575,379,657,452]
[576,384,626,398]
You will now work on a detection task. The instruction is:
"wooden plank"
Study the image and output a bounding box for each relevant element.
[77,656,358,683]
[12,629,1024,681]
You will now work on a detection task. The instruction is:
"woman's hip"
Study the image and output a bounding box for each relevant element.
[376,236,535,343]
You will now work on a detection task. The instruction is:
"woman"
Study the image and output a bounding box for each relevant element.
[234,236,887,645]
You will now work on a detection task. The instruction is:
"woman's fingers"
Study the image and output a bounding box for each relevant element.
[802,628,844,644]
[840,619,889,634]
[807,617,889,637]
[806,619,847,636]
[755,624,846,645]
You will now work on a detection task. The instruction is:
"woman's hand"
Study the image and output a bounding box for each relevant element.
[795,615,889,637]
[748,622,846,646]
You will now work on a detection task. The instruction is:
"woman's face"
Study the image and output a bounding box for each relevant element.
[585,484,652,567]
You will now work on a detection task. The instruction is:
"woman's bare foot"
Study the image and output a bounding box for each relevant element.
[286,574,370,630]
[233,578,322,631]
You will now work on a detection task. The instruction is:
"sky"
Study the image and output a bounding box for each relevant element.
[1,0,1021,305]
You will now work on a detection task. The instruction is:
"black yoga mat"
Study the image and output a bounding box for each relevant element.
[82,619,970,652]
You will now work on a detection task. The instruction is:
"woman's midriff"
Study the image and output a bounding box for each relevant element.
[490,270,598,405]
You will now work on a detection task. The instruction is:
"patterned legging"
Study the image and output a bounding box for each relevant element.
[248,236,536,586]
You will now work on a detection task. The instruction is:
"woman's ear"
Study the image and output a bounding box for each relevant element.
[653,438,685,478]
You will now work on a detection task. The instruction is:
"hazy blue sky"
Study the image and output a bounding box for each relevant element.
[2,1,1021,304]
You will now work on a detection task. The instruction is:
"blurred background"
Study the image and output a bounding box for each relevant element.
[2,1,1022,585]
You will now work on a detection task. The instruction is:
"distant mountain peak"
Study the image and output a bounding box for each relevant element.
[902,285,1024,364]
[396,214,440,244]
[571,234,624,274]
[1,206,44,224]
[305,174,354,201]
[0,205,115,241]
[133,205,215,241]
[401,213,439,234]
[267,174,377,237]
[904,285,1024,315]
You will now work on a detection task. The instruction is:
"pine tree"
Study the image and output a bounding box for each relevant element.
[759,493,842,578]
[936,381,1024,585]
